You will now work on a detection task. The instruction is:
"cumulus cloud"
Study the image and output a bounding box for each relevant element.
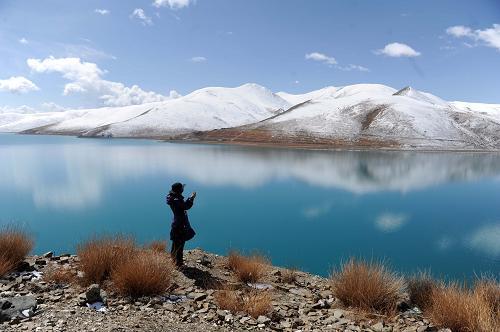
[467,223,500,257]
[375,42,421,57]
[19,38,28,44]
[190,56,207,63]
[0,76,39,94]
[95,9,110,15]
[0,105,36,114]
[375,213,409,232]
[153,0,194,9]
[446,24,500,51]
[305,52,368,72]
[41,102,67,112]
[305,52,337,65]
[27,56,171,106]
[131,8,153,26]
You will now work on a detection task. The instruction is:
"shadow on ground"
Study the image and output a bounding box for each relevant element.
[181,266,224,290]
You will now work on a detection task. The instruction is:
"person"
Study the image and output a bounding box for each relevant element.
[166,182,196,267]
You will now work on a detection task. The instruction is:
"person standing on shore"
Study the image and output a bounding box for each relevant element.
[166,182,196,268]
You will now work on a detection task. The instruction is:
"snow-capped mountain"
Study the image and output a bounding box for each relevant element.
[1,83,499,150]
[1,84,290,137]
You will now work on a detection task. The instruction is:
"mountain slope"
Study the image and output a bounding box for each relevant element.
[5,84,290,137]
[185,84,500,150]
[1,83,499,150]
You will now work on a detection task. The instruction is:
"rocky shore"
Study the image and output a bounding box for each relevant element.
[1,249,450,332]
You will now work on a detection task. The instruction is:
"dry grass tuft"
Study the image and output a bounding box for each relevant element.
[214,289,241,313]
[0,227,34,277]
[77,235,135,285]
[330,258,404,314]
[281,268,298,284]
[227,251,270,284]
[243,290,273,318]
[44,266,77,285]
[214,289,272,318]
[111,249,175,298]
[428,279,499,332]
[407,271,437,311]
[145,240,168,253]
[475,279,500,314]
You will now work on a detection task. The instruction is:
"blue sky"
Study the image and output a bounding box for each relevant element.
[1,0,500,112]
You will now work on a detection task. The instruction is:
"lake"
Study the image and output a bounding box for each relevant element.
[0,133,499,280]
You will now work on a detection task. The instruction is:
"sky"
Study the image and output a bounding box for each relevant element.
[1,0,500,113]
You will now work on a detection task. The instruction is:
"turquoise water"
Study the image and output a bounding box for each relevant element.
[0,133,499,280]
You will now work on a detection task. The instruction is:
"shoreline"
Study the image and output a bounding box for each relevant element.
[5,131,500,153]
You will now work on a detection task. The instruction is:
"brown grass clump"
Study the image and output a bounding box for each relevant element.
[330,258,404,314]
[0,227,34,277]
[145,240,167,253]
[227,251,270,284]
[281,268,298,284]
[428,280,499,332]
[111,250,175,298]
[475,279,500,314]
[214,289,241,313]
[44,267,77,285]
[77,235,135,285]
[407,271,437,311]
[214,289,272,318]
[243,291,272,318]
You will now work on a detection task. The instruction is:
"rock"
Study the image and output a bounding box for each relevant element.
[42,252,54,258]
[311,299,330,310]
[16,261,35,272]
[0,296,37,322]
[289,288,313,298]
[34,259,46,266]
[257,315,271,324]
[372,322,384,332]
[333,309,344,319]
[82,284,107,305]
[187,292,207,302]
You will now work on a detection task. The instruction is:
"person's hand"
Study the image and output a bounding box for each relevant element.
[190,191,197,199]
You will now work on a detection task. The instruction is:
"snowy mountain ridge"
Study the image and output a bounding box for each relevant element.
[1,83,499,150]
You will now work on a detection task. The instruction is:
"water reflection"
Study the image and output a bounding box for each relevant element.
[1,137,500,209]
[0,135,499,277]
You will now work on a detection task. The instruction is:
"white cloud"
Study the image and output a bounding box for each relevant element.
[0,105,36,114]
[27,56,171,106]
[0,76,39,94]
[305,52,369,72]
[446,24,500,51]
[131,8,153,26]
[446,25,473,38]
[375,42,421,57]
[467,223,500,257]
[169,90,182,99]
[41,102,67,112]
[190,56,207,63]
[19,38,28,44]
[153,0,194,9]
[95,9,110,15]
[338,64,370,72]
[375,213,409,232]
[305,52,337,65]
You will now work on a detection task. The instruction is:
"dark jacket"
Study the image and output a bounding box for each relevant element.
[166,192,194,240]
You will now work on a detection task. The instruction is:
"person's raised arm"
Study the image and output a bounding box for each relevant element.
[184,192,196,210]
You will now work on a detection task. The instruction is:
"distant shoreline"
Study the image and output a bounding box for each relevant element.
[3,131,499,153]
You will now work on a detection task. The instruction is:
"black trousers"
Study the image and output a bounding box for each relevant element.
[171,238,185,267]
